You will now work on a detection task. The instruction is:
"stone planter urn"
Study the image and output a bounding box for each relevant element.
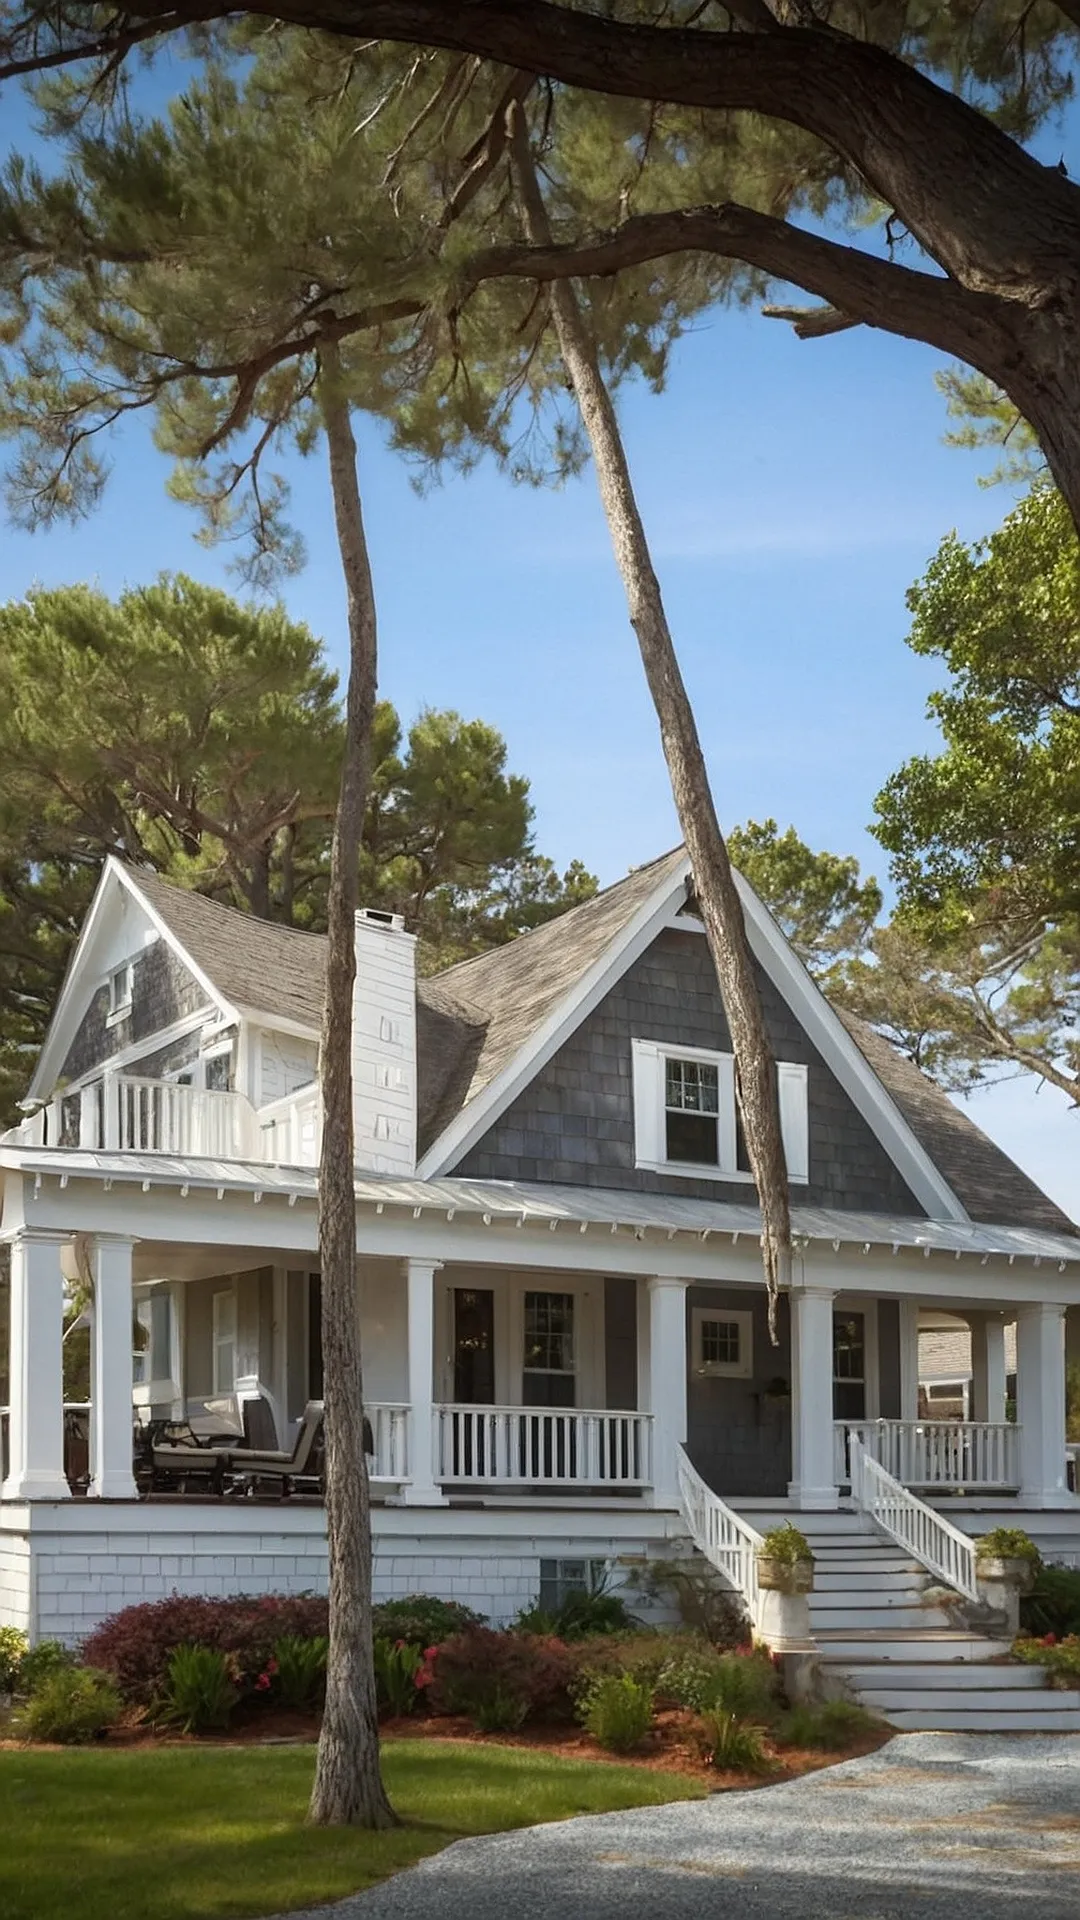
[974,1533,1039,1639]
[757,1556,814,1595]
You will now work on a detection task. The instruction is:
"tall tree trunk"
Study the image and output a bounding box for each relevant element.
[509,110,791,1330]
[309,339,396,1829]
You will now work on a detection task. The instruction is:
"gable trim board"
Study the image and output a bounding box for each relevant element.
[26,859,240,1105]
[421,855,967,1224]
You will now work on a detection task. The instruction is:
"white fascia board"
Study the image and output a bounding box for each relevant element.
[28,858,239,1103]
[666,878,967,1223]
[418,854,693,1177]
[234,1006,320,1044]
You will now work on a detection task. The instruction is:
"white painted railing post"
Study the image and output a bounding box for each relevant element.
[88,1235,138,1499]
[1017,1302,1069,1507]
[789,1285,838,1510]
[400,1259,444,1505]
[677,1447,764,1637]
[647,1276,689,1507]
[850,1436,980,1602]
[1,1230,70,1500]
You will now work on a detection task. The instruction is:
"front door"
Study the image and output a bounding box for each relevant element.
[452,1288,495,1404]
[833,1311,867,1422]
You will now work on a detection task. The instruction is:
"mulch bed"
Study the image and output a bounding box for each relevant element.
[1,1701,892,1786]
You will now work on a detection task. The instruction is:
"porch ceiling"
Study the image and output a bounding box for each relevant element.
[5,1145,1079,1268]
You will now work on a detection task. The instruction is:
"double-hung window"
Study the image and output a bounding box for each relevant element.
[106,961,134,1025]
[632,1039,809,1182]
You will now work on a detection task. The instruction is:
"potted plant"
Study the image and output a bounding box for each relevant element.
[756,1523,814,1594]
[974,1527,1041,1594]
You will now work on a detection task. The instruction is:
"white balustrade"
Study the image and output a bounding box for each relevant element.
[434,1405,652,1488]
[677,1446,764,1632]
[106,1075,257,1158]
[256,1084,321,1166]
[366,1403,410,1483]
[850,1436,979,1602]
[834,1418,1020,1491]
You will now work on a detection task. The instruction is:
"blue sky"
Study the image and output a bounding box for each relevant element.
[1,76,1076,1220]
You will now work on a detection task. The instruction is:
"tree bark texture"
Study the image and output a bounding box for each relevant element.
[508,107,790,1329]
[309,339,396,1830]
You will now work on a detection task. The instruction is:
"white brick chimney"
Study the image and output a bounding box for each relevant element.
[351,909,418,1175]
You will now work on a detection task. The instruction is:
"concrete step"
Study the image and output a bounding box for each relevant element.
[840,1662,1042,1691]
[883,1704,1080,1733]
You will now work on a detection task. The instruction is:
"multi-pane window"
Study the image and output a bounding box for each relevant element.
[212,1289,237,1395]
[832,1312,866,1422]
[692,1306,753,1378]
[523,1291,575,1408]
[664,1057,720,1165]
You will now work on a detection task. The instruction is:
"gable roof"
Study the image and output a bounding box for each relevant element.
[79,854,1074,1237]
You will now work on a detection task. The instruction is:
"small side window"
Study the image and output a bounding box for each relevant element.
[107,962,133,1021]
[692,1306,754,1379]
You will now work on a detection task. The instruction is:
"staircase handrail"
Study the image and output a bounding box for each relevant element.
[677,1446,765,1632]
[849,1435,979,1603]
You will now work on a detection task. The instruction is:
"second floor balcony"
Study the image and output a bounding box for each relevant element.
[2,1073,322,1168]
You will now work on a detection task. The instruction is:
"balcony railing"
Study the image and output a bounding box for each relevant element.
[1,1073,322,1165]
[835,1418,1021,1491]
[368,1403,410,1483]
[434,1405,653,1489]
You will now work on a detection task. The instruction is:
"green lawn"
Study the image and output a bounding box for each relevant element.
[0,1739,705,1920]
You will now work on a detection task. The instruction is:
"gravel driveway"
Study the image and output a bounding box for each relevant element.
[283,1734,1080,1920]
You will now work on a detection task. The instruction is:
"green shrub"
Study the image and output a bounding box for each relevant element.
[623,1558,745,1646]
[373,1637,424,1717]
[0,1626,28,1692]
[473,1684,529,1733]
[16,1639,73,1696]
[975,1527,1041,1566]
[83,1594,328,1706]
[696,1710,773,1773]
[1013,1633,1080,1683]
[658,1646,778,1719]
[158,1644,238,1732]
[370,1596,481,1646]
[776,1700,879,1750]
[1021,1564,1080,1639]
[428,1628,576,1729]
[273,1634,327,1711]
[577,1673,654,1753]
[14,1666,121,1744]
[759,1523,812,1565]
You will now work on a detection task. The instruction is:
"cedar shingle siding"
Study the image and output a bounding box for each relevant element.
[61,939,209,1082]
[456,928,925,1215]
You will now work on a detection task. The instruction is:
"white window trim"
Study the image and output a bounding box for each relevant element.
[691,1306,754,1379]
[632,1038,809,1184]
[105,960,134,1028]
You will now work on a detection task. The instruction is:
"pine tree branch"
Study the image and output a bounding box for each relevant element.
[760,300,857,338]
[462,203,1011,362]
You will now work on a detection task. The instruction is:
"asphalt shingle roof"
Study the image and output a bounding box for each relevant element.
[120,855,1075,1237]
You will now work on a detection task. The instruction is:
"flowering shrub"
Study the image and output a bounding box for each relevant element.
[371,1597,481,1646]
[1013,1633,1080,1684]
[82,1594,329,1706]
[427,1628,577,1727]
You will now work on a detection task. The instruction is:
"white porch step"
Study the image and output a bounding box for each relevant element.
[812,1570,925,1592]
[883,1703,1080,1732]
[840,1662,1044,1691]
[817,1632,1004,1662]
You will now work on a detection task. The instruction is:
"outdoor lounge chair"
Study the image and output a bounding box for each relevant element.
[222,1400,325,1497]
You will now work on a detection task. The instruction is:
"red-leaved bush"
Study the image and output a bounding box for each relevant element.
[82,1594,329,1706]
[427,1628,576,1726]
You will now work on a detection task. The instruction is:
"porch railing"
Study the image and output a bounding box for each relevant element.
[255,1084,321,1167]
[109,1076,258,1158]
[676,1447,763,1632]
[834,1418,1020,1491]
[367,1403,410,1482]
[849,1435,979,1602]
[434,1405,652,1488]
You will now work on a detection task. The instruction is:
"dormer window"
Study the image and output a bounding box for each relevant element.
[632,1039,809,1183]
[106,961,133,1025]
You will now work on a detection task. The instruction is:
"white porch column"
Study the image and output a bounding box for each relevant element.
[1017,1302,1069,1506]
[898,1300,920,1420]
[969,1311,1008,1426]
[789,1285,838,1511]
[646,1276,689,1507]
[400,1258,446,1505]
[89,1235,138,1499]
[2,1230,70,1501]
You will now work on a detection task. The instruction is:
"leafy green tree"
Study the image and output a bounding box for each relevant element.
[727,819,882,980]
